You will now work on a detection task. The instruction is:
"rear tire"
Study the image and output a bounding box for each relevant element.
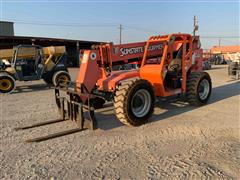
[52,71,71,86]
[228,62,238,76]
[114,78,155,126]
[186,72,212,106]
[0,72,16,94]
[42,76,53,85]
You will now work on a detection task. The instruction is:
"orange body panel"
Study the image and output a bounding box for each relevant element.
[111,41,163,63]
[76,50,101,92]
[97,70,140,91]
[140,64,166,96]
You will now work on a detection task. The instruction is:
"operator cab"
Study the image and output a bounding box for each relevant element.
[140,34,194,96]
[164,44,183,89]
[164,42,191,89]
[12,45,44,81]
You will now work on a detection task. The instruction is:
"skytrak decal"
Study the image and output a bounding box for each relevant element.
[119,44,163,57]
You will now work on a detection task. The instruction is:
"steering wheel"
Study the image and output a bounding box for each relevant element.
[169,64,180,71]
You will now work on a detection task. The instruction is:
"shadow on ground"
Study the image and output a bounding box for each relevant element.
[15,81,239,142]
[14,83,52,94]
[96,81,240,130]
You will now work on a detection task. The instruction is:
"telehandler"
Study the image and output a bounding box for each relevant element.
[0,45,71,93]
[55,33,211,127]
[16,33,212,142]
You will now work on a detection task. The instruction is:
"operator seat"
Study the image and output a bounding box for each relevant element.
[168,58,182,72]
[168,45,183,72]
[164,47,183,89]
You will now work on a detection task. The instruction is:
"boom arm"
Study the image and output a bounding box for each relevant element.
[89,41,164,68]
[77,41,166,94]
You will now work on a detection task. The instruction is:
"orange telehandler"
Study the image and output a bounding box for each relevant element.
[16,33,212,142]
[55,33,211,128]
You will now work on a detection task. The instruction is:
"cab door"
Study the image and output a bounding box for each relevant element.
[35,47,45,78]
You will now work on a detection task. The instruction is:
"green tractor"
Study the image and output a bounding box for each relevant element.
[0,45,71,93]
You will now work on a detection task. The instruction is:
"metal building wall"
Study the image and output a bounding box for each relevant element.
[0,21,14,36]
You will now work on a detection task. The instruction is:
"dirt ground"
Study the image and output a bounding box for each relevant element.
[0,65,239,179]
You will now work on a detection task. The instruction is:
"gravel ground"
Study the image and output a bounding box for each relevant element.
[0,65,239,179]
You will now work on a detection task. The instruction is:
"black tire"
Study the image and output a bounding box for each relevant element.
[0,72,16,94]
[228,62,238,76]
[186,72,212,106]
[42,77,53,85]
[52,71,71,86]
[203,61,211,70]
[114,78,155,126]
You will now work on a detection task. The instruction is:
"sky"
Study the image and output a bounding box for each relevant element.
[0,0,239,49]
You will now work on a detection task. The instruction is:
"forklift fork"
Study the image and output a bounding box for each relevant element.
[55,88,98,130]
[14,87,98,143]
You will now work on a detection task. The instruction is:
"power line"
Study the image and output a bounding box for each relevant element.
[8,20,118,27]
[124,25,161,34]
[201,36,240,38]
[4,19,240,43]
[3,0,239,3]
[220,38,240,44]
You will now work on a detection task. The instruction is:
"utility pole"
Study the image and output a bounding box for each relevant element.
[76,41,80,66]
[31,39,35,45]
[193,15,199,37]
[119,24,123,44]
[218,37,221,46]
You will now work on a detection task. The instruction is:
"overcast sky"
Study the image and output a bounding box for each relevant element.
[0,0,239,49]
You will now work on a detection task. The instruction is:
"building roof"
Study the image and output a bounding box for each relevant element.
[210,45,240,54]
[0,35,105,49]
[0,21,14,24]
[0,35,104,44]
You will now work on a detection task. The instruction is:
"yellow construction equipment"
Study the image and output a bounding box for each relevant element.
[0,45,71,93]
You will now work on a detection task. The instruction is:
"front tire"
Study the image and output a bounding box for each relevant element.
[186,72,212,106]
[0,73,16,94]
[114,78,155,126]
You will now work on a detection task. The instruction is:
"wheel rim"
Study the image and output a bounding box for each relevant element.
[57,74,69,84]
[0,79,12,91]
[131,89,151,117]
[198,79,210,100]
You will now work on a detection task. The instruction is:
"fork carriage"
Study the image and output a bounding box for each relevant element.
[54,81,99,130]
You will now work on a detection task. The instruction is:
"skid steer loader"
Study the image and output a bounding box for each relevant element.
[0,45,71,93]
